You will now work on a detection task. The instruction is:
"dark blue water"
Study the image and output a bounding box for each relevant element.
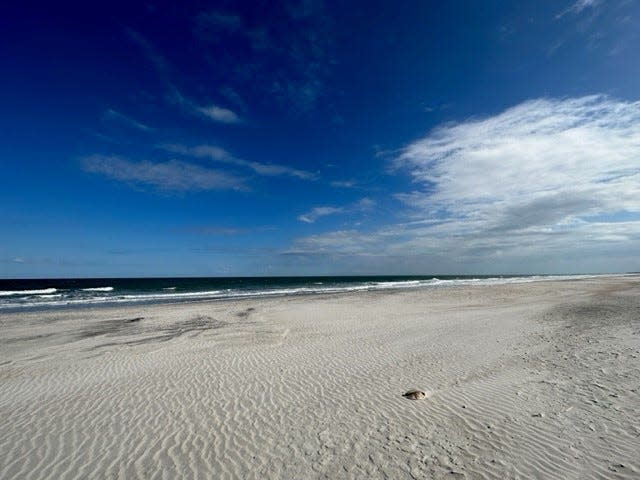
[0,274,597,310]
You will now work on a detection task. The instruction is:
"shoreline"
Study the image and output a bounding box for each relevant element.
[0,273,631,314]
[2,276,639,478]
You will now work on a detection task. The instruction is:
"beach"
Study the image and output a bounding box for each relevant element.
[1,276,639,479]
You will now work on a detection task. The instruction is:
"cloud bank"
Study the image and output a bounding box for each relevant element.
[291,96,640,273]
[396,95,640,226]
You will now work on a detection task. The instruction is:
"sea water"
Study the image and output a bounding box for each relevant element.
[0,274,605,311]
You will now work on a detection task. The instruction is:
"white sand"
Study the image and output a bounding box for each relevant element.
[1,276,639,479]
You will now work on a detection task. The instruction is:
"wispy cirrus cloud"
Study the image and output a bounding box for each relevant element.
[298,197,375,223]
[289,230,378,254]
[330,180,356,188]
[298,206,344,224]
[193,4,334,112]
[182,226,248,235]
[196,11,243,32]
[556,0,601,18]
[179,224,275,236]
[290,96,640,273]
[124,28,243,125]
[103,109,154,132]
[195,104,240,124]
[81,154,244,191]
[124,27,169,74]
[169,88,242,124]
[551,0,637,57]
[162,144,316,180]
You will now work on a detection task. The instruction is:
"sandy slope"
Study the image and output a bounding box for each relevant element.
[1,276,639,479]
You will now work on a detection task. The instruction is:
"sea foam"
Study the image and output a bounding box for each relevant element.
[0,288,57,296]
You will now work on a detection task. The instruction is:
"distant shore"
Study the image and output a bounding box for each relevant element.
[1,276,639,478]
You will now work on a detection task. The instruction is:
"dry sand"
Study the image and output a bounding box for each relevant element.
[1,276,639,479]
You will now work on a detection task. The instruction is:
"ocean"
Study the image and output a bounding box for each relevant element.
[0,274,603,311]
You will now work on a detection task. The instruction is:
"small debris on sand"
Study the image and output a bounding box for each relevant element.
[403,389,427,400]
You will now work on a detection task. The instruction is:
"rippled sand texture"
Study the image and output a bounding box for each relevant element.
[1,276,639,479]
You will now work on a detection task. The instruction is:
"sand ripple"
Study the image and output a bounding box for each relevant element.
[1,277,639,478]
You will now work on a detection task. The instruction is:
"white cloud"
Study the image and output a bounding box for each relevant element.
[292,230,379,252]
[124,27,168,74]
[104,109,153,132]
[169,88,242,125]
[298,197,375,223]
[355,197,375,210]
[290,96,640,273]
[298,206,344,223]
[124,30,242,125]
[82,155,244,191]
[193,6,333,112]
[184,226,247,235]
[196,104,241,124]
[195,11,243,33]
[556,0,601,18]
[330,180,356,188]
[162,144,316,180]
[569,0,601,13]
[396,95,640,224]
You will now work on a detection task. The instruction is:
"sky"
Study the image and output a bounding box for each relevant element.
[1,0,640,277]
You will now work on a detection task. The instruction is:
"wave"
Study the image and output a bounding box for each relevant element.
[0,274,616,309]
[120,290,223,300]
[0,288,57,297]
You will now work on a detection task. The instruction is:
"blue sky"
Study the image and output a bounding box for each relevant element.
[2,0,640,277]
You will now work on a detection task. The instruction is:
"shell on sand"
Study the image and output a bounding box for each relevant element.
[403,389,427,400]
